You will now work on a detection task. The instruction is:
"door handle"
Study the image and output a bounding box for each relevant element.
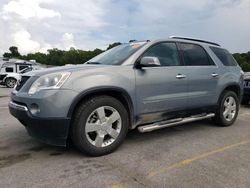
[211,73,219,77]
[176,74,186,79]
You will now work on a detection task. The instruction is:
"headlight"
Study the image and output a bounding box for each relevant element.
[28,72,71,95]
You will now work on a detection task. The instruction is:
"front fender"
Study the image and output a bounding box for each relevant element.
[67,86,134,119]
[64,66,137,127]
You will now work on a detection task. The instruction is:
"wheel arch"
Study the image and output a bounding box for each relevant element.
[67,86,135,128]
[222,84,241,98]
[4,76,17,82]
[218,83,242,104]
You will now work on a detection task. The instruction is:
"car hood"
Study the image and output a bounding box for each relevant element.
[24,64,111,77]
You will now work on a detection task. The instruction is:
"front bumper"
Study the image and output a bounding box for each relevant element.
[9,101,71,146]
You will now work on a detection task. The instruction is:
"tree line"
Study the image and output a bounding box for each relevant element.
[233,52,250,72]
[2,42,121,66]
[2,45,250,71]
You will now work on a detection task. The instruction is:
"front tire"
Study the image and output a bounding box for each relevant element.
[5,77,17,88]
[71,95,129,156]
[213,91,239,126]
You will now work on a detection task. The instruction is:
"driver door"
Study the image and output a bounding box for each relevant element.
[135,42,188,123]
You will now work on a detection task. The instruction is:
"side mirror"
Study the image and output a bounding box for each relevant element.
[138,56,161,68]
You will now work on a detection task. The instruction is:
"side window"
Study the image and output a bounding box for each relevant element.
[21,67,32,73]
[180,43,213,66]
[143,42,181,66]
[18,65,29,72]
[5,67,14,72]
[210,47,237,66]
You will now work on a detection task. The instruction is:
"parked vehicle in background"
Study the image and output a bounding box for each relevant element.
[242,72,250,105]
[0,62,39,87]
[9,36,244,156]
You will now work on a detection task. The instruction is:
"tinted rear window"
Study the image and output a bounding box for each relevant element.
[210,47,237,66]
[180,43,214,66]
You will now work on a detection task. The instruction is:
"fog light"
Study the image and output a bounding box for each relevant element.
[30,103,40,115]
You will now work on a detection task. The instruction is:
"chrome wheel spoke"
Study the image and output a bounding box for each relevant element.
[223,109,230,117]
[85,123,101,133]
[228,97,234,106]
[108,128,119,139]
[231,105,236,111]
[228,113,233,121]
[96,107,106,122]
[107,111,120,125]
[224,101,230,108]
[94,134,105,147]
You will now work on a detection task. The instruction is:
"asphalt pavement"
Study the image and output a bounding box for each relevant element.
[0,87,249,188]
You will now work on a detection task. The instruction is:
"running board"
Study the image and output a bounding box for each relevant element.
[137,113,215,133]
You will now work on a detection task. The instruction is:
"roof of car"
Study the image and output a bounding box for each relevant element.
[1,62,33,69]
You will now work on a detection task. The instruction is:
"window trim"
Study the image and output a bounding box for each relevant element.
[177,42,216,67]
[134,41,184,68]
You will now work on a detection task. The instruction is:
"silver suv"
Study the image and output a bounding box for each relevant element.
[9,37,244,156]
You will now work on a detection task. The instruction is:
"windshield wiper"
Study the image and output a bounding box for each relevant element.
[86,62,102,64]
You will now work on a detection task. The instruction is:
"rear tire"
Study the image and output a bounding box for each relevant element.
[213,91,239,127]
[71,95,129,156]
[5,77,17,88]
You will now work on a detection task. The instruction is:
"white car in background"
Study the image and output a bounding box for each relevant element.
[0,62,34,87]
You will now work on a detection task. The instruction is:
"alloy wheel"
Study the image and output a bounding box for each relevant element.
[85,106,122,148]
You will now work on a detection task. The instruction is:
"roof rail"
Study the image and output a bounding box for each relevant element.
[129,40,150,43]
[169,36,220,46]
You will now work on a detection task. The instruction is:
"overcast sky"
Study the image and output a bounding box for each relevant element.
[0,0,249,55]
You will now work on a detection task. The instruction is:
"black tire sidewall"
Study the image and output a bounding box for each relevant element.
[72,96,129,156]
[217,91,239,126]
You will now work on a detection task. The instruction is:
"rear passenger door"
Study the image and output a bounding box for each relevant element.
[178,43,220,109]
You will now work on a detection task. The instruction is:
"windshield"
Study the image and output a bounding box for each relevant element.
[86,42,147,65]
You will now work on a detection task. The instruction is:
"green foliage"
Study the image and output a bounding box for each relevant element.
[3,43,123,66]
[233,51,250,72]
[106,42,121,50]
[3,46,21,58]
[3,52,11,58]
[3,43,125,66]
[22,52,48,65]
[21,47,104,66]
[5,44,249,70]
[240,62,250,72]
